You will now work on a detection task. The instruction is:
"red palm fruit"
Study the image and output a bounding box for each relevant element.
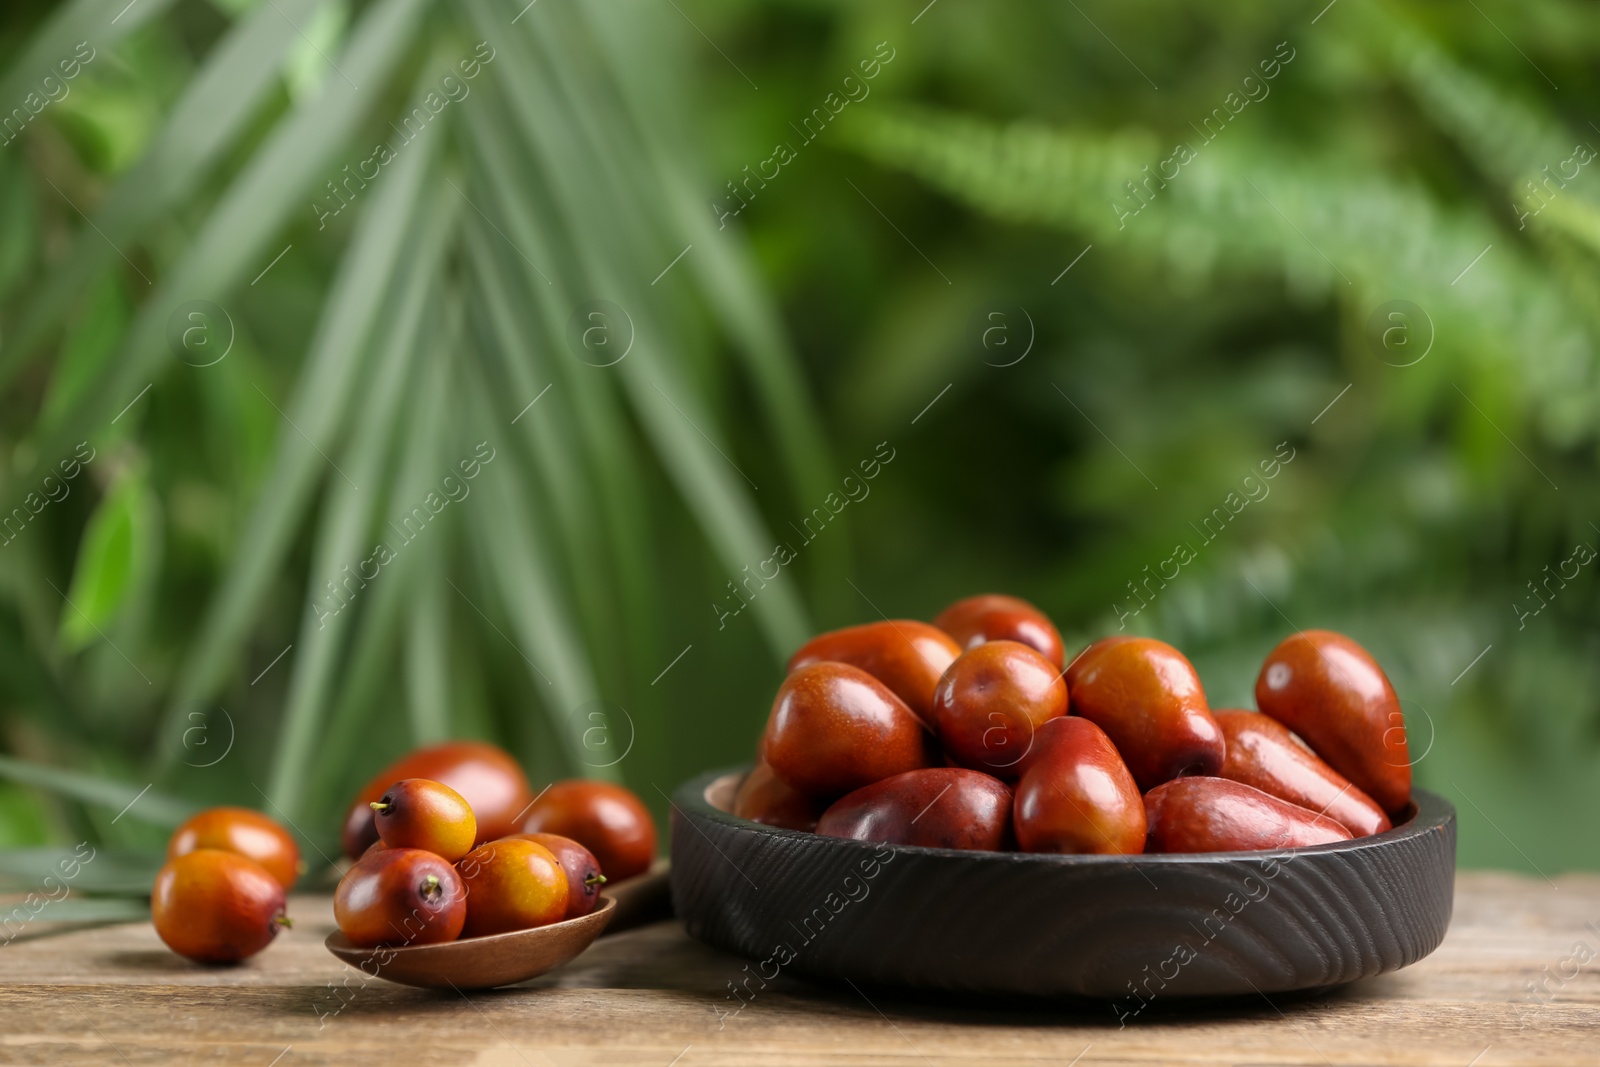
[369,779,477,862]
[167,807,301,891]
[1254,630,1411,816]
[1013,717,1145,854]
[152,850,289,963]
[341,741,533,859]
[732,762,825,832]
[762,662,936,800]
[1144,777,1353,853]
[335,848,466,948]
[520,780,658,881]
[1216,710,1391,837]
[456,838,569,937]
[787,620,961,726]
[930,641,1067,780]
[1062,634,1137,691]
[816,768,1013,851]
[934,594,1065,668]
[1066,637,1224,791]
[509,833,606,919]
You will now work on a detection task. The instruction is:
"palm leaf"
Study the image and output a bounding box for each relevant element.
[0,755,191,827]
[2,0,330,375]
[265,157,455,813]
[1,0,831,848]
[5,0,432,531]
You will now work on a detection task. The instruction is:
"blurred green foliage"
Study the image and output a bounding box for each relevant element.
[0,0,1596,893]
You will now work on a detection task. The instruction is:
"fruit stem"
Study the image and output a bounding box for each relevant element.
[274,915,294,928]
[369,801,390,813]
[419,873,441,901]
[584,873,608,887]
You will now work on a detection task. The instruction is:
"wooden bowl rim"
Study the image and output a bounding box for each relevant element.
[324,893,616,960]
[682,766,1453,865]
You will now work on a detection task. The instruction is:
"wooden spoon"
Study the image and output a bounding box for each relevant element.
[604,857,671,932]
[325,896,615,990]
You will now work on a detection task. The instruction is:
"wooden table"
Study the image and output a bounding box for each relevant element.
[2,872,1595,1066]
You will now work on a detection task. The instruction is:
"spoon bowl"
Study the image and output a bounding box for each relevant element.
[325,895,615,990]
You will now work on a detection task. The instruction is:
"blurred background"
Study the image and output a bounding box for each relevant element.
[0,0,1596,902]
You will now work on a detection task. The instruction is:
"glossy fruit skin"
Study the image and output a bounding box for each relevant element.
[816,768,1013,851]
[732,762,825,832]
[1216,710,1391,837]
[457,838,569,937]
[1013,717,1145,854]
[370,779,477,862]
[1063,635,1137,691]
[787,620,961,725]
[342,741,534,859]
[511,833,606,919]
[334,848,466,948]
[520,780,658,880]
[1143,777,1353,853]
[152,849,287,963]
[934,594,1065,669]
[1254,629,1411,816]
[167,807,301,890]
[1066,637,1224,791]
[930,641,1068,780]
[763,662,937,800]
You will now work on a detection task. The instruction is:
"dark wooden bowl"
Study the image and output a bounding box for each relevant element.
[670,768,1455,1001]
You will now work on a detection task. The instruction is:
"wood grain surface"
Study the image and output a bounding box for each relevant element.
[0,872,1594,1066]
